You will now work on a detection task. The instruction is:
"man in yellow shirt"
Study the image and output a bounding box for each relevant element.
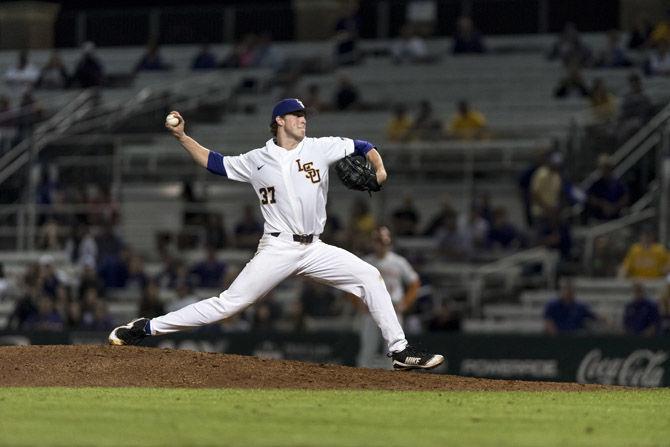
[619,229,670,278]
[385,103,413,142]
[447,100,487,139]
[530,151,564,222]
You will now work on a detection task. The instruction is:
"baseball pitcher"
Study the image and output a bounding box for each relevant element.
[109,98,444,370]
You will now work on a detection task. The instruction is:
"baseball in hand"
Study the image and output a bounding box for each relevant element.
[165,114,179,127]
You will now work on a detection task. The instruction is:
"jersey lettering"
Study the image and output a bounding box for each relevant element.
[296,159,321,184]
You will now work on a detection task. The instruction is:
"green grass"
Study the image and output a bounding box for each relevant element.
[0,388,668,447]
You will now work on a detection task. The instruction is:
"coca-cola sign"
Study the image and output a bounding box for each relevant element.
[576,349,668,387]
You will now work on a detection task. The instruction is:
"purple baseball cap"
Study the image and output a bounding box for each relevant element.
[270,98,306,124]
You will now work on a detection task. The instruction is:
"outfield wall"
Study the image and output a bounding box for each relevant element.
[1,331,668,387]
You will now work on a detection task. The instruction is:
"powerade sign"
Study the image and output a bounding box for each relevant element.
[417,334,670,387]
[460,359,559,380]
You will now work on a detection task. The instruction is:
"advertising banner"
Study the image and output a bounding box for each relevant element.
[1,331,668,387]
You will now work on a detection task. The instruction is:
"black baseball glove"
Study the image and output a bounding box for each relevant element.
[335,155,382,193]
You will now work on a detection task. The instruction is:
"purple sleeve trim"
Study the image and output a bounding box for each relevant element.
[353,139,374,156]
[206,151,227,176]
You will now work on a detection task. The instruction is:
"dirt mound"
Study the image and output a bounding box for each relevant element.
[0,345,610,391]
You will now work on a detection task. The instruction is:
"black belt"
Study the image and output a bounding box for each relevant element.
[270,232,314,243]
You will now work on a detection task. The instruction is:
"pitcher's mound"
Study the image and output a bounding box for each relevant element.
[0,345,607,391]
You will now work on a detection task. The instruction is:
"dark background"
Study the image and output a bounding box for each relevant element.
[49,0,621,47]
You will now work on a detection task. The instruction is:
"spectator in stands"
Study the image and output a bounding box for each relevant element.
[78,258,104,301]
[628,15,653,50]
[645,39,670,77]
[135,41,172,72]
[166,280,198,313]
[0,94,13,153]
[595,30,632,68]
[96,221,124,264]
[80,299,115,331]
[0,263,8,301]
[321,204,344,246]
[38,255,61,299]
[203,213,229,249]
[472,191,494,224]
[219,36,247,68]
[333,73,360,111]
[623,282,660,336]
[427,300,461,332]
[251,33,283,70]
[423,193,457,236]
[72,41,104,88]
[437,214,473,261]
[553,58,590,98]
[23,295,64,331]
[347,198,376,254]
[234,205,264,250]
[548,22,592,67]
[303,83,331,113]
[591,235,619,277]
[660,275,670,334]
[458,206,490,251]
[66,298,82,329]
[97,246,131,289]
[530,151,565,224]
[300,279,340,318]
[536,209,573,261]
[191,44,218,70]
[391,195,421,236]
[392,24,432,64]
[13,89,43,146]
[6,289,37,330]
[332,3,362,66]
[191,246,228,289]
[409,100,442,141]
[4,50,39,95]
[79,286,102,327]
[125,252,148,292]
[65,223,97,267]
[518,149,548,227]
[158,258,193,291]
[252,292,282,331]
[617,72,654,140]
[544,278,598,334]
[486,207,525,251]
[139,279,165,319]
[589,78,617,123]
[585,153,628,222]
[385,103,413,142]
[618,228,670,279]
[649,9,670,48]
[446,100,487,140]
[37,51,69,89]
[452,16,485,54]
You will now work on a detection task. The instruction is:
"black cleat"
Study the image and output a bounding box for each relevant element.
[391,345,445,370]
[108,318,150,346]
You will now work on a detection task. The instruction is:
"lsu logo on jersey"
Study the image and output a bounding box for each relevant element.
[296,159,321,183]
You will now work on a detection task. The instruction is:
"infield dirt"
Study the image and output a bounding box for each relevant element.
[0,345,612,391]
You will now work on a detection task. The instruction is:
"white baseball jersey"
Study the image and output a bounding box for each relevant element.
[223,137,355,235]
[149,135,408,354]
[364,251,419,304]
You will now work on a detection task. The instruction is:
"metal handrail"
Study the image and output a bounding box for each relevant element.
[467,246,559,316]
[578,101,670,191]
[581,208,657,272]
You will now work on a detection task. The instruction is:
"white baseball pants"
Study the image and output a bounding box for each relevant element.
[150,234,408,353]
